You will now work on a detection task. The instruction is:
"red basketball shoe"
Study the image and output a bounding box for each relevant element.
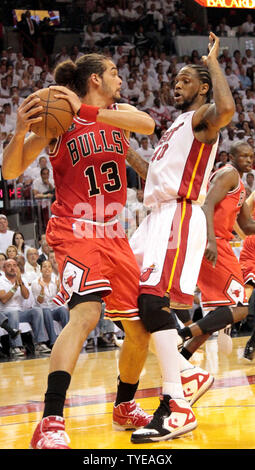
[30,416,70,449]
[181,367,214,406]
[113,400,152,431]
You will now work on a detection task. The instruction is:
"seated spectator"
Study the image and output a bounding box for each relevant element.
[244,172,255,193]
[37,240,51,265]
[48,249,60,282]
[215,150,229,169]
[32,168,55,200]
[0,252,6,275]
[12,231,31,258]
[0,258,50,357]
[31,260,69,348]
[6,245,18,260]
[241,14,255,36]
[136,136,154,163]
[225,65,241,92]
[55,46,70,65]
[24,248,41,285]
[238,66,252,90]
[0,214,14,254]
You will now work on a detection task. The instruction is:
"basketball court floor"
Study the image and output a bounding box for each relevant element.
[0,334,254,451]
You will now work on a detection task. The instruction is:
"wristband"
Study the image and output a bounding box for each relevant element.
[77,103,99,122]
[10,287,17,294]
[38,293,44,298]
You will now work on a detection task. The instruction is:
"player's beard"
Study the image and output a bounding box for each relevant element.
[101,80,121,103]
[175,90,199,112]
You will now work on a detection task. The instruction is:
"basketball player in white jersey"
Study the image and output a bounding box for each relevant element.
[128,32,235,443]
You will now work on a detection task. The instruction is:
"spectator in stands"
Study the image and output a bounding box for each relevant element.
[238,66,252,90]
[225,65,241,92]
[48,250,60,282]
[31,260,69,348]
[24,248,41,285]
[55,46,70,65]
[6,245,18,260]
[32,168,55,200]
[37,240,51,265]
[136,136,154,163]
[0,253,6,274]
[244,172,255,193]
[12,231,31,258]
[0,215,14,254]
[241,14,255,36]
[17,10,39,58]
[0,258,50,357]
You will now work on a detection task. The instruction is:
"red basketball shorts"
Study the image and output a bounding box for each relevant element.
[46,216,140,320]
[197,237,247,309]
[239,235,255,285]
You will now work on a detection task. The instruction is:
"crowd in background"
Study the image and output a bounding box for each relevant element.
[0,1,254,358]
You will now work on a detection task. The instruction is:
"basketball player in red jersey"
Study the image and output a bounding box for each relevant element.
[234,189,255,361]
[128,32,236,443]
[2,54,156,449]
[177,141,255,361]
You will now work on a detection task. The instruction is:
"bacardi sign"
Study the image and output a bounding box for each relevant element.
[194,0,255,7]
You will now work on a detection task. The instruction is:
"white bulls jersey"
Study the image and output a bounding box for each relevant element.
[144,111,219,208]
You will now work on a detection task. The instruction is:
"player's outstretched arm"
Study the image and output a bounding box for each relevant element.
[50,86,155,136]
[2,95,49,179]
[193,32,235,142]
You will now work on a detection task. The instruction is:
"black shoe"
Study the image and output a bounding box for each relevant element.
[243,340,255,361]
[131,395,197,443]
[9,328,21,339]
[97,333,116,348]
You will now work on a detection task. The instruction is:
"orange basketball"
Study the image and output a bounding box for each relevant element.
[30,88,74,139]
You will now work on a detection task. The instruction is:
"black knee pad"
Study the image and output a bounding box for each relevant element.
[172,308,191,325]
[138,293,177,333]
[68,292,102,310]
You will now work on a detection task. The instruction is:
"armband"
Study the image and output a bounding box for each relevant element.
[77,104,99,122]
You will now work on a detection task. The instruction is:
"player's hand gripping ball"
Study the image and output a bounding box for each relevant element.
[30,87,74,138]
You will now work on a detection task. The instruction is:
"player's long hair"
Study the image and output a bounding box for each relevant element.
[54,53,108,97]
[188,65,212,103]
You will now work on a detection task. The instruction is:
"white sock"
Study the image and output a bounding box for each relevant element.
[179,352,195,372]
[152,329,184,399]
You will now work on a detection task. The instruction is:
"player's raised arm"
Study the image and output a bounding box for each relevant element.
[2,94,50,180]
[193,32,235,142]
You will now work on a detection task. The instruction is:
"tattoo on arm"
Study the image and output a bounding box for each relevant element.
[126,147,148,180]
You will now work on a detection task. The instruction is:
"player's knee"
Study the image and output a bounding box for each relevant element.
[138,293,177,333]
[122,319,150,349]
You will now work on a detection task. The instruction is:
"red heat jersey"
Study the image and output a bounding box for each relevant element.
[49,112,129,222]
[210,165,246,240]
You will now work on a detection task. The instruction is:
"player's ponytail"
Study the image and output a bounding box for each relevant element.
[53,53,109,97]
[54,60,77,92]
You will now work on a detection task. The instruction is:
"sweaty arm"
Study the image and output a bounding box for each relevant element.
[126,147,149,180]
[48,86,155,136]
[97,103,155,135]
[233,190,255,239]
[202,167,239,265]
[237,199,255,236]
[193,33,235,143]
[2,94,50,180]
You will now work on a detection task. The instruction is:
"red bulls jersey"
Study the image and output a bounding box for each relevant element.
[49,112,129,222]
[210,165,246,240]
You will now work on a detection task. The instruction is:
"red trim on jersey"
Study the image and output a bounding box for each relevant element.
[178,139,212,200]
